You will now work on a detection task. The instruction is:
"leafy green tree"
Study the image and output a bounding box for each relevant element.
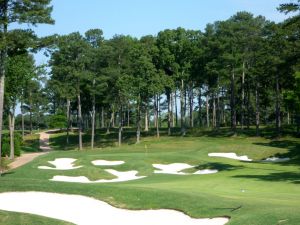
[84,29,106,149]
[5,53,35,159]
[50,33,89,150]
[0,0,54,168]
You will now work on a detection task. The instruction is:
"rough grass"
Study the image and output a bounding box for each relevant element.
[0,128,300,225]
[21,134,41,153]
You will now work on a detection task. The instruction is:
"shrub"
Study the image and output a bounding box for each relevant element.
[1,132,22,157]
[47,114,67,129]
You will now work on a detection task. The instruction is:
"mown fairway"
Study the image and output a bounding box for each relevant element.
[0,129,299,225]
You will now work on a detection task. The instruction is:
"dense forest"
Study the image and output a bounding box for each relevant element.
[0,0,299,158]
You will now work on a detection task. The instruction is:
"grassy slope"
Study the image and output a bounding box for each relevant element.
[0,211,73,225]
[21,134,41,153]
[0,129,300,225]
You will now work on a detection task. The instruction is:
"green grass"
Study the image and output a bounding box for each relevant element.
[0,210,73,225]
[1,128,300,225]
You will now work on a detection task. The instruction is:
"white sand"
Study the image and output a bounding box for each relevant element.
[208,153,252,161]
[153,163,219,175]
[0,192,229,225]
[91,160,124,166]
[38,158,82,170]
[153,163,194,175]
[261,157,290,162]
[194,169,218,175]
[51,169,146,183]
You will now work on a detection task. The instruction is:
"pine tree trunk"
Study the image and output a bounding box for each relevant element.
[189,86,194,128]
[101,107,105,128]
[127,103,130,127]
[9,110,15,160]
[255,84,260,136]
[216,84,220,129]
[21,101,25,140]
[66,99,70,145]
[175,90,178,127]
[91,90,96,150]
[106,111,111,134]
[171,92,174,127]
[136,98,141,143]
[155,95,160,138]
[222,88,226,125]
[111,109,115,128]
[118,106,122,147]
[78,94,83,150]
[246,82,251,129]
[158,95,161,128]
[231,68,236,134]
[180,79,186,136]
[198,86,202,127]
[206,90,209,128]
[241,61,245,130]
[167,89,171,135]
[144,102,149,132]
[154,96,157,128]
[29,91,33,134]
[184,87,187,128]
[213,92,216,128]
[287,111,290,125]
[0,9,8,173]
[296,115,300,136]
[275,74,281,136]
[0,74,4,171]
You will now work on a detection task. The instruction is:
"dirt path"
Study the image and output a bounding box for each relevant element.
[39,131,52,151]
[7,152,47,170]
[7,130,55,170]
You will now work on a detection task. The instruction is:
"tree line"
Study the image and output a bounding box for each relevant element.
[0,1,299,161]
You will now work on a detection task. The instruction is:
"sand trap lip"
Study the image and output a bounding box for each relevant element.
[153,163,194,175]
[91,160,125,166]
[153,163,218,175]
[0,192,229,225]
[51,169,146,183]
[194,169,218,175]
[208,153,252,161]
[38,158,82,170]
[261,157,290,162]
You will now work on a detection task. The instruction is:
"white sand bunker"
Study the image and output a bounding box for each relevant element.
[153,163,194,175]
[38,158,82,170]
[153,163,218,175]
[51,169,146,183]
[208,153,252,162]
[194,169,218,175]
[0,192,229,225]
[261,157,290,162]
[92,160,124,166]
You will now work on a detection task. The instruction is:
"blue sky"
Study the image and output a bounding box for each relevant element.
[16,0,289,39]
[11,0,290,65]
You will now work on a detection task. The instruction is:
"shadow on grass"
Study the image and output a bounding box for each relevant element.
[0,171,15,177]
[49,126,300,152]
[233,172,300,184]
[195,162,244,171]
[21,135,41,153]
[254,140,300,166]
[186,126,298,138]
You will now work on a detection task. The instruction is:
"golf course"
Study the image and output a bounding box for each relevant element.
[0,128,299,225]
[0,0,300,224]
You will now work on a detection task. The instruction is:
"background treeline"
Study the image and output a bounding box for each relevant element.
[2,1,300,156]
